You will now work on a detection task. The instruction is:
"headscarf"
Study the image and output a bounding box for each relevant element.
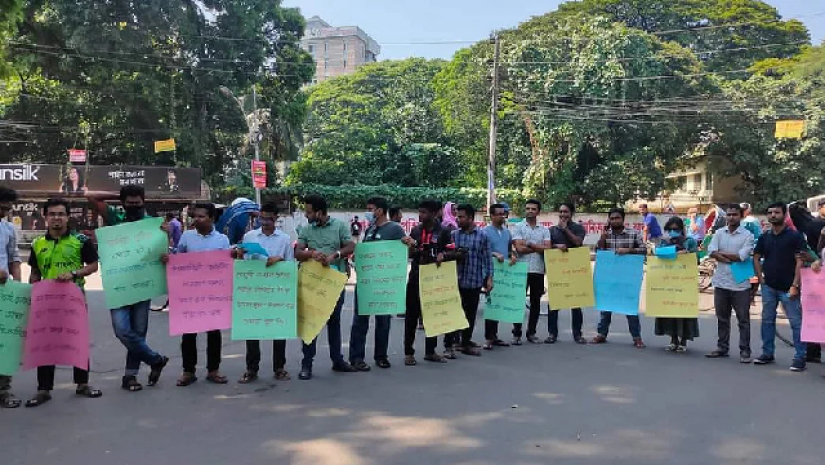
[442,201,458,230]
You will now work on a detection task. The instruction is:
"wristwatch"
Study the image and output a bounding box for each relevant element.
[71,270,79,279]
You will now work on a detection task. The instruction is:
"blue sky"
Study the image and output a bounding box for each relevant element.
[283,0,825,60]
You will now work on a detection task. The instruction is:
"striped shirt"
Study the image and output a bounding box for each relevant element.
[0,220,21,275]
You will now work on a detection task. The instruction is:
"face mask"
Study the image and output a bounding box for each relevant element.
[124,206,144,218]
[364,212,375,223]
[668,230,682,238]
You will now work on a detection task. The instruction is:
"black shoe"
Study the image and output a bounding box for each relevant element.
[332,362,357,373]
[352,361,371,372]
[298,368,313,380]
[376,358,391,369]
[754,355,775,365]
[148,355,169,387]
[544,335,557,344]
[705,350,729,359]
[790,359,807,372]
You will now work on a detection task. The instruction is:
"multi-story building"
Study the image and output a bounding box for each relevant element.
[300,16,381,84]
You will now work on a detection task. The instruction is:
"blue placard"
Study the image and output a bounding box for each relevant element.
[654,245,677,259]
[731,260,755,283]
[593,251,645,315]
[237,242,269,258]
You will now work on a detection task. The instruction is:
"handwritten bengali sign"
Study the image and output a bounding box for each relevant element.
[419,262,468,337]
[297,260,348,345]
[95,217,168,309]
[22,281,89,371]
[594,251,645,315]
[0,281,31,375]
[801,269,825,343]
[355,241,408,316]
[485,261,528,323]
[544,248,595,310]
[644,254,699,318]
[231,260,298,341]
[167,251,233,336]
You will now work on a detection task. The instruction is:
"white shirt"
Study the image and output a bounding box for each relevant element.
[707,226,755,291]
[512,220,552,274]
[241,228,294,261]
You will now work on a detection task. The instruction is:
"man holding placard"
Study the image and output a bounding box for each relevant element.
[25,199,102,407]
[349,197,413,371]
[404,199,454,365]
[166,203,231,386]
[0,186,23,408]
[295,195,357,380]
[482,203,516,350]
[706,205,755,363]
[88,185,170,392]
[512,199,553,345]
[449,204,493,357]
[547,203,588,345]
[594,208,647,348]
[233,202,294,383]
[753,203,808,372]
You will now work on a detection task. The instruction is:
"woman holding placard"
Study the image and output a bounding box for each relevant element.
[654,217,700,353]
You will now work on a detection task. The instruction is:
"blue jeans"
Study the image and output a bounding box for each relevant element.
[110,300,163,376]
[349,292,391,363]
[597,312,642,339]
[761,284,806,361]
[302,290,346,369]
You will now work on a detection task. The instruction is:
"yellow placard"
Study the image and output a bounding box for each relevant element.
[419,262,469,337]
[297,260,348,344]
[544,247,595,310]
[775,120,805,139]
[154,138,177,153]
[644,254,699,318]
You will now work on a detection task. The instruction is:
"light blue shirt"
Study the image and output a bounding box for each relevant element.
[177,228,231,253]
[484,224,511,258]
[240,228,294,261]
[707,225,755,291]
[0,220,21,275]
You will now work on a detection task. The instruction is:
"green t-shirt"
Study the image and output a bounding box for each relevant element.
[297,217,352,270]
[105,205,150,226]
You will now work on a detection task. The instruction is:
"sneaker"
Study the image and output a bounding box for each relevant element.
[790,359,807,372]
[753,355,775,365]
[298,367,312,380]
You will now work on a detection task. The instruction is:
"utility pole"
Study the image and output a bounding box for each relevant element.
[487,35,501,214]
[252,86,261,205]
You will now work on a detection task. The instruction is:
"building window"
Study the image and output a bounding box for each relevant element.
[680,176,687,191]
[308,44,315,55]
[343,58,348,69]
[324,58,328,69]
[324,42,328,54]
[343,41,348,52]
[705,172,713,191]
[693,173,702,191]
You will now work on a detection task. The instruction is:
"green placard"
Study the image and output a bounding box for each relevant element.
[96,217,169,309]
[0,281,31,375]
[231,260,298,340]
[355,241,408,315]
[485,261,528,324]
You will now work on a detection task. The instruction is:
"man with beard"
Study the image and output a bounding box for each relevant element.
[0,187,23,408]
[547,203,587,344]
[87,186,170,392]
[511,199,553,345]
[753,203,808,372]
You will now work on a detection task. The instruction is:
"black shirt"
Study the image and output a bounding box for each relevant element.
[408,222,452,274]
[549,223,586,249]
[754,227,806,292]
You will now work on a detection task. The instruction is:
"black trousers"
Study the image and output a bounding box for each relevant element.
[404,277,437,356]
[446,288,481,348]
[713,288,751,356]
[548,308,584,339]
[513,273,545,338]
[181,330,222,373]
[245,340,287,372]
[36,365,89,391]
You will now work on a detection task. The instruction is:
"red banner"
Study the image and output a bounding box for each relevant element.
[68,149,86,163]
[251,160,266,189]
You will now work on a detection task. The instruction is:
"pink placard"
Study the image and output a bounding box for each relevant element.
[802,268,825,343]
[22,281,89,371]
[168,250,234,336]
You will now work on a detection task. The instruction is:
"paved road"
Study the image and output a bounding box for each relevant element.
[2,279,822,465]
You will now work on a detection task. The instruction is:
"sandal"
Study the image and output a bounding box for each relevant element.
[443,349,457,360]
[176,372,198,387]
[483,341,494,350]
[574,337,588,345]
[591,335,607,344]
[404,355,418,366]
[0,392,22,409]
[238,371,259,384]
[544,336,557,344]
[492,339,510,347]
[460,347,482,356]
[526,336,540,344]
[676,345,687,354]
[206,371,228,384]
[376,358,391,369]
[148,356,169,387]
[76,385,103,398]
[665,343,678,352]
[633,339,646,349]
[25,391,52,408]
[512,337,523,346]
[275,369,291,381]
[424,353,448,363]
[121,376,143,392]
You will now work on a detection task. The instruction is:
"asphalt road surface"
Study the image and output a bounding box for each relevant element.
[2,275,822,465]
